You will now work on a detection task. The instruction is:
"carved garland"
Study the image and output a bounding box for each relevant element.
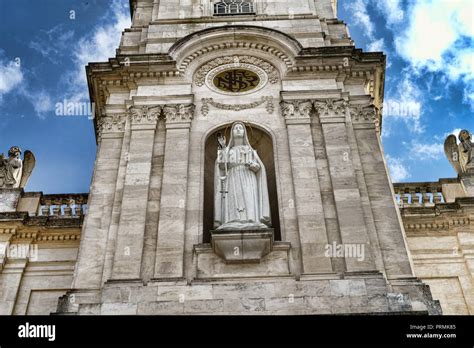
[201,97,274,116]
[194,56,279,87]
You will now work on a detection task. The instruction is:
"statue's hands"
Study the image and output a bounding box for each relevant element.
[246,161,260,173]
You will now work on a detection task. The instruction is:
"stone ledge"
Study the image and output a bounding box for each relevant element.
[210,228,275,264]
[55,276,441,315]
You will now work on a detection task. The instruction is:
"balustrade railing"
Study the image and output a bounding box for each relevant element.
[393,183,445,208]
[38,194,88,217]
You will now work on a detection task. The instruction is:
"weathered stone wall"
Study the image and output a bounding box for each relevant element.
[0,192,85,315]
[395,181,474,315]
[0,0,455,316]
[123,0,350,54]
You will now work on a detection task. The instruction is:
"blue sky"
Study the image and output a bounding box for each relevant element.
[0,0,472,194]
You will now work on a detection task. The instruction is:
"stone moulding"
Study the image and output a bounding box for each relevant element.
[170,25,301,73]
[201,96,274,116]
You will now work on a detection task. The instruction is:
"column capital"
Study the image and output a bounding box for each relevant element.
[163,104,195,125]
[129,105,162,129]
[348,103,379,131]
[97,114,127,140]
[280,100,312,123]
[313,98,348,123]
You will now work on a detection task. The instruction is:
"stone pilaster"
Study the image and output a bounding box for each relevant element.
[315,99,376,273]
[154,104,195,279]
[349,102,413,278]
[110,106,161,280]
[281,100,332,274]
[72,114,127,289]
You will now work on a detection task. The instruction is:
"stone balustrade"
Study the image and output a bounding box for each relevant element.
[38,194,88,217]
[393,183,445,207]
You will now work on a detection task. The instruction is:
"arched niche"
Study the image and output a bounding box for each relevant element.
[203,123,281,243]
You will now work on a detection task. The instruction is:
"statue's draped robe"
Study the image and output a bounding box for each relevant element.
[0,156,22,188]
[460,141,473,172]
[214,144,271,230]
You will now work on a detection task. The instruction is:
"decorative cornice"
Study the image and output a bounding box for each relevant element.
[201,97,274,116]
[0,228,16,234]
[194,55,279,87]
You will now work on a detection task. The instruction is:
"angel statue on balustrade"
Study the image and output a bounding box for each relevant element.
[0,146,35,189]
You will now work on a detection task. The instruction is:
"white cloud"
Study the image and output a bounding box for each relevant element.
[374,0,404,25]
[394,0,474,109]
[367,38,385,52]
[386,155,410,182]
[21,89,53,118]
[0,56,53,117]
[29,26,75,64]
[0,58,24,103]
[383,75,424,133]
[65,0,130,102]
[346,0,375,39]
[410,141,444,160]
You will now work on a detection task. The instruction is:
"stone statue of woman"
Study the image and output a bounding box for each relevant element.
[214,122,271,230]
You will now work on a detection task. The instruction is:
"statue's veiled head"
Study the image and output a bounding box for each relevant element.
[459,130,471,143]
[232,122,246,139]
[228,122,251,148]
[8,146,21,158]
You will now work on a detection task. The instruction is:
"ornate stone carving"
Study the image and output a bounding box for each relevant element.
[201,97,274,116]
[163,104,195,122]
[194,56,279,87]
[349,104,380,131]
[0,146,35,189]
[280,100,313,119]
[129,106,162,124]
[97,114,127,137]
[313,99,348,117]
[445,129,474,175]
[349,104,378,122]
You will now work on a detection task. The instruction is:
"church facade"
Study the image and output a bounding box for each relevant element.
[0,0,472,315]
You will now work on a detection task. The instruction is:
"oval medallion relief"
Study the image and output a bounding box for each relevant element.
[206,63,268,95]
